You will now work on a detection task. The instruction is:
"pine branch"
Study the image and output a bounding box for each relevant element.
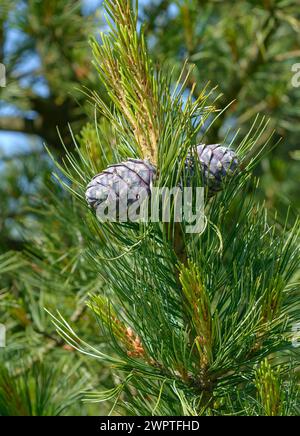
[13,302,87,377]
[255,359,283,416]
[91,0,160,164]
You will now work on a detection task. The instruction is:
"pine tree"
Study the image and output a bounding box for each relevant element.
[48,0,299,415]
[1,0,299,416]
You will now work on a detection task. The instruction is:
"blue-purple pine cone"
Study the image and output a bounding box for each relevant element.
[186,143,239,195]
[85,158,156,210]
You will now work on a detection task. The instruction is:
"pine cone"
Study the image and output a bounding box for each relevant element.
[86,159,156,212]
[186,143,239,195]
[86,144,238,217]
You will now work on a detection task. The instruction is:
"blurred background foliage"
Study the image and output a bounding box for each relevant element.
[0,0,299,415]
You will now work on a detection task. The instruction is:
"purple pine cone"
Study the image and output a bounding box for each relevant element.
[186,144,239,195]
[86,159,156,211]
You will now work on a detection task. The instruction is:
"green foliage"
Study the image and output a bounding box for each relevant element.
[91,0,160,164]
[0,0,299,416]
[254,359,283,416]
[1,0,98,142]
[0,149,49,253]
[142,0,300,214]
[42,0,299,415]
[0,0,105,253]
[0,180,115,415]
[0,360,86,416]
